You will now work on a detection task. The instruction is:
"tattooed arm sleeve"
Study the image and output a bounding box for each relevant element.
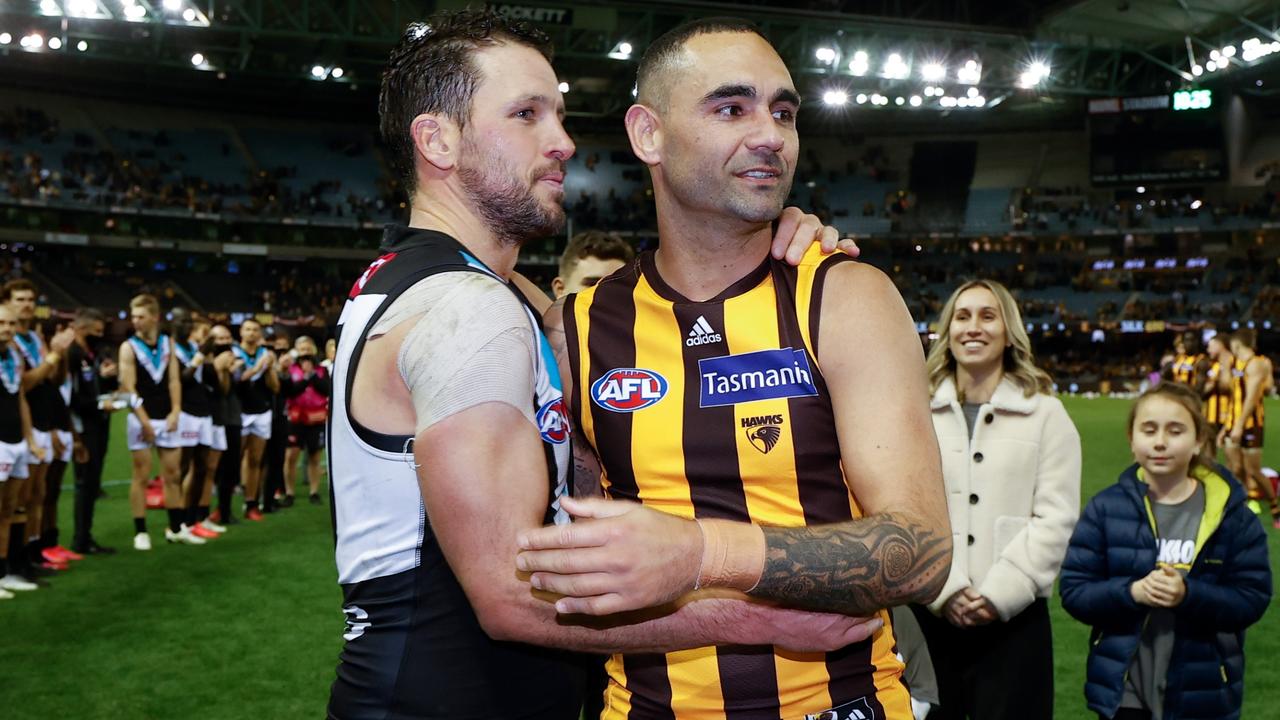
[748,515,951,614]
[747,262,952,614]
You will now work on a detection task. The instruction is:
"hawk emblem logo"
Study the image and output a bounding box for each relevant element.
[746,425,781,454]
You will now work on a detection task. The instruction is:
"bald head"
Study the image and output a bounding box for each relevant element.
[636,17,770,112]
[0,304,17,343]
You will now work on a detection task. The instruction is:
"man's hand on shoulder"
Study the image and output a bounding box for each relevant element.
[771,206,859,266]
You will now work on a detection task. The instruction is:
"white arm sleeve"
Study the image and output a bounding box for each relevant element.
[369,272,537,436]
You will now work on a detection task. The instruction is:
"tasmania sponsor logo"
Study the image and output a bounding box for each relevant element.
[536,397,570,444]
[591,368,668,413]
[698,348,818,408]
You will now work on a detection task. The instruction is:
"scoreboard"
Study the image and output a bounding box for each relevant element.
[1088,90,1223,186]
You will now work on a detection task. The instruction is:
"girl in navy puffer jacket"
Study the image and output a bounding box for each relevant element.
[1060,383,1271,720]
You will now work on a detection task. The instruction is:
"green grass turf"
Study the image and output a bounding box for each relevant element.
[0,399,1276,719]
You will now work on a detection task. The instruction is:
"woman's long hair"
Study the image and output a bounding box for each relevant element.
[925,279,1054,399]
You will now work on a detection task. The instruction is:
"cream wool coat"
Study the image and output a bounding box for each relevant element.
[925,376,1082,621]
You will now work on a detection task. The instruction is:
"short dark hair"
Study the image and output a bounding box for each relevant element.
[1231,328,1257,349]
[169,306,192,338]
[558,230,636,278]
[74,307,106,326]
[2,278,36,301]
[1181,330,1204,355]
[636,17,768,109]
[379,9,553,196]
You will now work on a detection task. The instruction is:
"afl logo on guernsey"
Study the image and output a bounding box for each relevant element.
[591,368,668,413]
[536,398,570,444]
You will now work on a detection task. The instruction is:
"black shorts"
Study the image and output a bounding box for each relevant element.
[327,568,585,719]
[1243,425,1264,450]
[288,423,324,452]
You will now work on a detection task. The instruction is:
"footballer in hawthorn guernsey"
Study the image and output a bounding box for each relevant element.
[529,18,950,720]
[1227,328,1278,526]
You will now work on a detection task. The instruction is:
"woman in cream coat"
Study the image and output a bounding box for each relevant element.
[911,279,1081,720]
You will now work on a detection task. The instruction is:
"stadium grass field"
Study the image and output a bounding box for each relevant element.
[1,397,1277,719]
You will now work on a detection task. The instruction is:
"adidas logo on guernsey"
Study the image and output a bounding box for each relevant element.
[686,316,723,347]
[805,696,875,720]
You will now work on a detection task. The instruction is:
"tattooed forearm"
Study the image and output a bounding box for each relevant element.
[747,513,951,615]
[544,298,605,499]
[572,442,603,498]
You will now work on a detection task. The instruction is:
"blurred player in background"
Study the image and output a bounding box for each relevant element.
[118,294,195,550]
[233,319,279,520]
[551,230,634,299]
[1203,333,1235,462]
[1227,328,1278,527]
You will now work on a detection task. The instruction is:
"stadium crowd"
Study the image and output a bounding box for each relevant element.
[4,103,1279,243]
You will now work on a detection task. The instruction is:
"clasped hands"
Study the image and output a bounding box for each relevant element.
[942,587,998,628]
[1130,564,1187,608]
[516,496,882,653]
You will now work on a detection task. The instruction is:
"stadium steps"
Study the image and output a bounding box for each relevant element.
[1245,288,1271,320]
[166,280,204,313]
[1027,143,1048,188]
[963,188,1013,234]
[226,125,260,176]
[75,105,116,154]
[27,265,83,308]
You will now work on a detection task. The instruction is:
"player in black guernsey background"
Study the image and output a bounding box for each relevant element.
[5,278,75,581]
[0,304,46,596]
[233,318,279,521]
[36,315,78,570]
[118,294,201,551]
[209,324,245,527]
[171,309,224,541]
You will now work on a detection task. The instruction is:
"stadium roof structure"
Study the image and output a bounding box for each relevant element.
[0,0,1277,130]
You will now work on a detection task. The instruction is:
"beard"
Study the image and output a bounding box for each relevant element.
[458,137,565,247]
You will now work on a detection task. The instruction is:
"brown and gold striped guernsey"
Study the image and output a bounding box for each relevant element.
[1231,356,1269,431]
[1206,360,1234,428]
[1171,353,1203,386]
[564,244,910,720]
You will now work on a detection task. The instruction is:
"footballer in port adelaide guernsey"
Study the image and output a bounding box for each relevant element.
[327,9,865,720]
[533,17,951,720]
